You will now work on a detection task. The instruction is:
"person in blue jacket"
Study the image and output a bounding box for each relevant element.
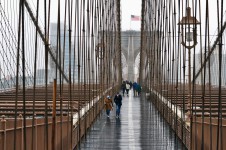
[132,82,138,96]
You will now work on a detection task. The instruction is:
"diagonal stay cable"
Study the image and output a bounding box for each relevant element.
[24,0,69,83]
[193,20,226,82]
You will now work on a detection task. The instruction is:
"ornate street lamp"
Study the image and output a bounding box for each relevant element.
[178,7,200,119]
[178,7,200,49]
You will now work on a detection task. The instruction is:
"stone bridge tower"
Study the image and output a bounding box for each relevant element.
[96,30,141,82]
[121,30,140,82]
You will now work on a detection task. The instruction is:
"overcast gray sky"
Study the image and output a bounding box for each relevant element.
[121,0,141,31]
[26,0,142,31]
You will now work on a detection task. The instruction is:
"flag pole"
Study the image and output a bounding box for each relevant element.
[130,19,131,30]
[130,15,131,30]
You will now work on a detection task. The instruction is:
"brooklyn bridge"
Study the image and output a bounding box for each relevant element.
[0,0,226,150]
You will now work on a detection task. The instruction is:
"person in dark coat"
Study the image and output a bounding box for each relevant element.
[121,81,126,96]
[136,84,142,96]
[114,92,122,118]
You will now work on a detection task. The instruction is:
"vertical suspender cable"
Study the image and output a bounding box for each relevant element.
[32,0,40,149]
[57,0,66,148]
[14,1,22,149]
[86,0,91,132]
[117,0,122,84]
[108,1,111,88]
[156,0,162,113]
[204,0,214,148]
[220,1,224,148]
[73,0,79,146]
[201,0,209,148]
[44,0,49,149]
[172,0,179,140]
[216,0,220,149]
[47,0,51,37]
[67,0,73,148]
[216,0,224,149]
[158,0,163,116]
[168,0,174,128]
[90,0,95,125]
[62,0,67,89]
[21,0,27,149]
[106,1,110,88]
[177,1,185,148]
[162,0,167,129]
[77,0,82,148]
[100,0,103,99]
[181,0,188,147]
[58,0,65,149]
[51,79,56,150]
[166,3,171,123]
[101,0,104,92]
[94,0,99,121]
[81,0,87,139]
[95,0,99,103]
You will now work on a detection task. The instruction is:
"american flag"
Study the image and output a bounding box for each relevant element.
[131,15,140,21]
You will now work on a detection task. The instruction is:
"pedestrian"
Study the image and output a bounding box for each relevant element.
[114,92,122,118]
[104,95,113,117]
[136,83,142,96]
[121,81,126,96]
[132,82,138,96]
[129,81,133,89]
[125,82,130,96]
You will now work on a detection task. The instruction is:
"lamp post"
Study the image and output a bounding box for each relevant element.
[178,7,200,119]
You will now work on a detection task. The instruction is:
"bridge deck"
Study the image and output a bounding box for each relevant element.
[78,91,185,150]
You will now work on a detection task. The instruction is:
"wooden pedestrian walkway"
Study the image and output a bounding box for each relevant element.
[77,91,185,150]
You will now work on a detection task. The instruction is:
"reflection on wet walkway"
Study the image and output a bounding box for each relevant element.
[78,91,184,150]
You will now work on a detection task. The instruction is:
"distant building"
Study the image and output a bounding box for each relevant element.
[49,23,78,82]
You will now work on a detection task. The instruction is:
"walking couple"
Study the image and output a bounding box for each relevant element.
[104,92,122,118]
